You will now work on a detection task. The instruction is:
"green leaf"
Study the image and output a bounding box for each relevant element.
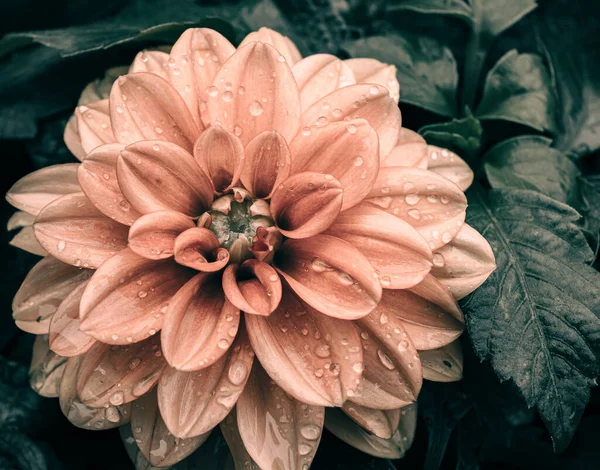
[342,34,458,117]
[475,50,556,132]
[386,0,473,23]
[477,0,537,37]
[484,135,580,205]
[461,187,600,452]
[419,112,483,157]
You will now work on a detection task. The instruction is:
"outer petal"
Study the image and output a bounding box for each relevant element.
[325,404,417,459]
[222,260,282,316]
[292,54,355,110]
[206,42,301,145]
[237,364,324,470]
[365,167,467,249]
[345,58,400,103]
[60,356,131,430]
[245,287,363,406]
[274,235,382,320]
[76,334,166,408]
[130,389,209,467]
[12,256,92,334]
[221,410,261,470]
[168,28,235,125]
[240,27,302,66]
[241,131,292,198]
[193,125,245,192]
[118,140,214,217]
[110,72,200,151]
[290,119,379,210]
[128,210,195,260]
[431,223,496,300]
[270,172,343,239]
[9,226,47,256]
[7,210,35,230]
[49,281,96,357]
[379,275,464,350]
[74,99,116,154]
[174,227,230,272]
[78,143,142,225]
[325,204,432,289]
[33,192,129,268]
[342,403,401,439]
[352,313,422,410]
[79,249,192,345]
[161,273,240,371]
[427,146,474,191]
[382,140,429,169]
[29,335,67,397]
[420,340,463,382]
[129,50,169,78]
[64,115,86,161]
[6,163,80,216]
[158,331,254,437]
[300,84,400,159]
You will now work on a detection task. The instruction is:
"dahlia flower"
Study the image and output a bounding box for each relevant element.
[7,27,495,468]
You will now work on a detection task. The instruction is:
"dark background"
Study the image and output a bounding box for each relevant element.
[1,0,600,468]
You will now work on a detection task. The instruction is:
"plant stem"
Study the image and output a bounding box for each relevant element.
[461,0,489,114]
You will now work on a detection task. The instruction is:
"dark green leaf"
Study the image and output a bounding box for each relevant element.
[419,112,483,157]
[484,135,580,205]
[462,187,600,452]
[343,34,458,117]
[386,0,473,23]
[477,0,537,37]
[475,50,556,132]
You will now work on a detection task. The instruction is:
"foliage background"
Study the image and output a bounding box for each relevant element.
[0,0,599,468]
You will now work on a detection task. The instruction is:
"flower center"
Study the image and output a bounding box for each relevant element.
[207,190,276,264]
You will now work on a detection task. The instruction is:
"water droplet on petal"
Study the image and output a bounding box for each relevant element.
[228,361,248,385]
[109,391,124,406]
[377,349,396,370]
[300,424,321,440]
[249,101,264,116]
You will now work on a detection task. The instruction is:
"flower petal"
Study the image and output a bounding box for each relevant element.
[79,249,192,345]
[324,404,417,459]
[130,389,209,467]
[129,50,169,78]
[240,27,302,66]
[78,143,142,225]
[74,99,116,154]
[118,140,214,217]
[290,119,379,210]
[10,226,48,256]
[7,210,35,231]
[270,172,343,239]
[427,146,474,191]
[206,42,301,145]
[29,335,67,397]
[168,28,235,125]
[13,256,92,334]
[158,330,254,437]
[6,163,80,216]
[237,364,324,469]
[33,192,129,268]
[60,356,131,430]
[292,54,355,110]
[325,204,432,289]
[379,275,464,350]
[352,313,422,410]
[110,72,200,151]
[345,58,400,103]
[365,167,467,249]
[222,260,282,316]
[220,410,261,470]
[241,131,292,198]
[274,235,382,320]
[193,125,245,192]
[382,138,429,170]
[420,340,463,382]
[342,404,401,439]
[76,334,166,408]
[174,227,230,272]
[49,281,96,357]
[161,273,240,371]
[245,287,363,406]
[128,210,195,260]
[301,84,400,159]
[64,115,86,161]
[430,223,496,300]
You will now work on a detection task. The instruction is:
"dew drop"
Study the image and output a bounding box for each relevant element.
[222,91,233,102]
[369,85,380,95]
[441,196,450,204]
[398,340,409,351]
[332,108,343,118]
[346,123,357,134]
[315,344,331,358]
[152,144,160,151]
[218,339,229,349]
[380,313,389,325]
[316,116,329,127]
[442,232,453,243]
[314,369,324,378]
[207,86,219,97]
[228,361,248,385]
[432,253,445,267]
[57,240,66,252]
[298,443,312,456]
[352,362,364,373]
[407,209,421,220]
[302,127,311,136]
[405,194,420,205]
[377,349,396,370]
[300,424,321,440]
[109,391,124,406]
[380,276,391,287]
[138,291,148,298]
[129,358,141,370]
[233,125,243,136]
[249,101,264,116]
[353,156,364,167]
